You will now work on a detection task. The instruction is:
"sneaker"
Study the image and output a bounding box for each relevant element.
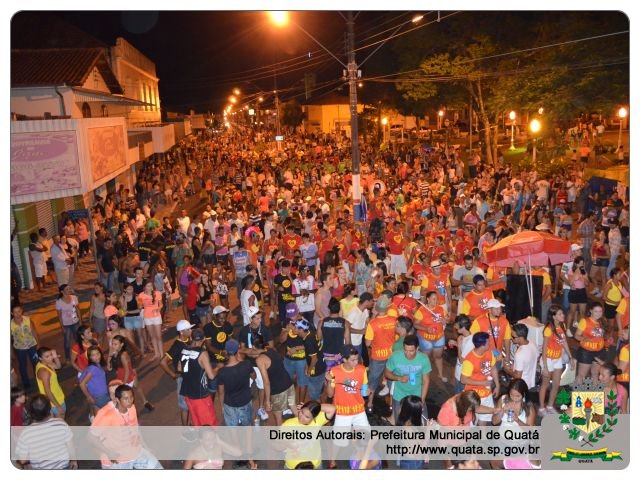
[538,407,547,417]
[377,385,390,396]
[546,405,557,414]
[88,414,95,423]
[572,321,579,329]
[566,329,574,338]
[257,407,270,420]
[281,408,293,417]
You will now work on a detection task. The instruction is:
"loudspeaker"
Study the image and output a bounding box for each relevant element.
[505,274,543,322]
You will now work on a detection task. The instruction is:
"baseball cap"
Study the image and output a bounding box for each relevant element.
[285,302,299,319]
[430,260,442,268]
[359,292,374,302]
[104,305,119,318]
[212,305,229,315]
[295,319,311,331]
[192,328,205,341]
[176,319,196,332]
[570,243,582,252]
[248,306,261,318]
[225,339,240,354]
[486,299,505,309]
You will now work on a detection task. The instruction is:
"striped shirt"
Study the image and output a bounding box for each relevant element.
[14,418,73,469]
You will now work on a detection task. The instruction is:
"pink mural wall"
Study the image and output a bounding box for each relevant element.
[88,125,126,184]
[11,131,82,196]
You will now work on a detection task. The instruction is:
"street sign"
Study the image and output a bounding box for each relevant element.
[66,209,90,220]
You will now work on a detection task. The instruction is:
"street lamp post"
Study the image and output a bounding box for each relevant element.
[509,111,516,150]
[381,117,388,144]
[530,118,541,167]
[438,109,444,130]
[617,107,627,151]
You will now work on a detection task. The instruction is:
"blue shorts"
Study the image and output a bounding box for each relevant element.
[223,402,252,426]
[124,315,142,330]
[93,393,111,409]
[306,374,325,401]
[284,358,308,387]
[51,402,66,417]
[367,359,388,393]
[418,335,445,352]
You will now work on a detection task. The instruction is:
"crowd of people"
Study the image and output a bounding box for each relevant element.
[11,125,630,470]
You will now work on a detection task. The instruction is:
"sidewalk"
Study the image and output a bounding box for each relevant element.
[18,195,199,340]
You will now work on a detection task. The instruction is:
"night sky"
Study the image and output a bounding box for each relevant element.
[12,11,404,112]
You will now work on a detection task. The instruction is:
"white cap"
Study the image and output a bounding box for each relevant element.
[571,243,582,251]
[176,319,196,332]
[202,212,211,219]
[430,260,442,268]
[212,305,229,315]
[248,306,261,318]
[486,299,505,309]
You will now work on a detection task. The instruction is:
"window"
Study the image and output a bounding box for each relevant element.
[81,102,92,118]
[101,105,108,117]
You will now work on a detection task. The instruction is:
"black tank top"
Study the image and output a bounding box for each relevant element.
[321,316,347,355]
[179,345,208,399]
[197,287,212,308]
[125,296,139,316]
[264,349,292,395]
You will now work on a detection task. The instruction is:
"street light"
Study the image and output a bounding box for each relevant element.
[618,107,627,150]
[268,11,422,223]
[229,96,237,104]
[412,14,425,23]
[381,117,389,144]
[268,11,289,26]
[530,118,541,166]
[438,110,444,130]
[509,110,516,150]
[233,88,241,95]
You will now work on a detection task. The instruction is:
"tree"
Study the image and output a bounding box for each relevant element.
[392,11,629,165]
[279,99,305,130]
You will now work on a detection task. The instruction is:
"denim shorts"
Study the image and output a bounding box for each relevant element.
[94,393,111,409]
[418,335,445,352]
[306,374,325,401]
[223,402,253,426]
[176,376,188,411]
[367,359,388,393]
[283,358,308,387]
[124,315,142,330]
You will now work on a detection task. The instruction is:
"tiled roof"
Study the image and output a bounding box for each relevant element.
[11,48,124,94]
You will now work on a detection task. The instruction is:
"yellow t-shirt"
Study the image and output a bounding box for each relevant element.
[282,412,328,469]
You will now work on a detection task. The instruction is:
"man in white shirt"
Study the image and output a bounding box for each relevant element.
[504,323,538,390]
[203,212,218,239]
[50,235,72,287]
[345,292,374,360]
[176,209,191,238]
[292,266,317,324]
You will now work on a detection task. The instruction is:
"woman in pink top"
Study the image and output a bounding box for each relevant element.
[137,281,163,361]
[598,362,628,414]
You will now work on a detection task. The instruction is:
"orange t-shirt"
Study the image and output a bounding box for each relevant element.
[486,266,508,292]
[617,344,629,382]
[330,364,368,416]
[364,315,397,361]
[616,298,629,329]
[577,317,605,352]
[386,230,404,255]
[543,324,567,359]
[422,272,451,305]
[461,349,495,398]
[414,304,447,341]
[460,290,495,320]
[282,234,302,256]
[470,313,511,354]
[391,295,418,320]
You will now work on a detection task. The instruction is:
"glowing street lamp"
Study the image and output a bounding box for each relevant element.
[268,11,289,26]
[438,110,444,129]
[381,117,389,144]
[229,96,237,104]
[412,14,425,23]
[530,118,541,166]
[509,111,516,150]
[618,107,628,150]
[233,88,241,95]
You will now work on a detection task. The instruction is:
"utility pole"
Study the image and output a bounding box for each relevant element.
[274,67,282,151]
[347,11,362,222]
